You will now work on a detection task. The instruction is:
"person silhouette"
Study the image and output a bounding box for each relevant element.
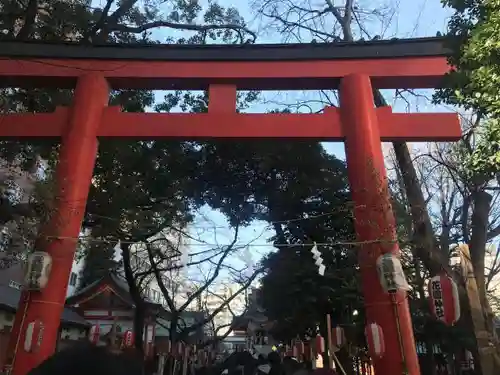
[27,342,143,375]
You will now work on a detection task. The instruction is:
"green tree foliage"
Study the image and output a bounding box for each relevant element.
[436,0,500,179]
[257,153,364,343]
[0,2,359,349]
[0,0,255,280]
[78,242,120,289]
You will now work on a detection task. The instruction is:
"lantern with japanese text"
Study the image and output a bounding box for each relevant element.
[365,323,385,359]
[332,326,346,348]
[122,330,135,348]
[428,274,460,326]
[376,253,410,293]
[88,324,100,344]
[24,320,44,352]
[24,252,52,290]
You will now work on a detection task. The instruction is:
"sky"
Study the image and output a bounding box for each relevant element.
[178,0,455,277]
[89,0,456,282]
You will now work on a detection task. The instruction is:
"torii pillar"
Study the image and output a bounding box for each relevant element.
[3,74,109,375]
[339,74,420,375]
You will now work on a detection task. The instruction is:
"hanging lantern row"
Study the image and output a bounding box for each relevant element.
[162,340,217,362]
[365,323,385,359]
[87,325,135,348]
[163,340,189,357]
[292,340,305,358]
[156,346,217,369]
[284,340,311,360]
[428,273,460,326]
[87,325,217,363]
[286,326,347,358]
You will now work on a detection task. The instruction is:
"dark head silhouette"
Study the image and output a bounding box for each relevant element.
[267,352,281,366]
[27,343,143,375]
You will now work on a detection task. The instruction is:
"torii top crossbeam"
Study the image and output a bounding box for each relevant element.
[0,37,448,90]
[0,37,458,142]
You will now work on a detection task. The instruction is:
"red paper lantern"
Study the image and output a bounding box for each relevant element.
[365,323,385,359]
[303,342,312,361]
[122,330,135,348]
[332,326,346,348]
[88,324,100,344]
[315,335,325,353]
[294,340,305,356]
[428,273,460,326]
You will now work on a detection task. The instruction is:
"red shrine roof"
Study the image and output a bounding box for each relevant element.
[66,272,165,316]
[0,37,447,62]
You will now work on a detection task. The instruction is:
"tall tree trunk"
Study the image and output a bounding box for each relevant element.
[392,142,446,276]
[469,190,492,308]
[413,258,437,375]
[16,0,38,40]
[459,244,500,375]
[121,241,145,357]
[168,315,180,375]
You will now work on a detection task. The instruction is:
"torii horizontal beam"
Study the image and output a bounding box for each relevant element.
[0,37,449,90]
[1,106,461,141]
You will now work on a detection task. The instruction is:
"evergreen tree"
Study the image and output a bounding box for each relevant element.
[257,151,361,340]
[0,0,363,350]
[435,0,500,179]
[79,242,120,289]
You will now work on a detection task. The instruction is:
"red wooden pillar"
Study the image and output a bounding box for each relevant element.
[6,74,108,375]
[338,74,420,375]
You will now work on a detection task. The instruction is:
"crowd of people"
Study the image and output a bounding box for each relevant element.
[26,344,335,375]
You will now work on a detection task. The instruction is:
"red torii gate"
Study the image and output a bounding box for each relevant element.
[0,38,460,375]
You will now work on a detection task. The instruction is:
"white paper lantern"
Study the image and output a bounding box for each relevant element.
[376,253,410,293]
[332,326,346,348]
[365,323,385,359]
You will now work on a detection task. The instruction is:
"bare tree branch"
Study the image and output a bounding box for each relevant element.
[108,21,256,43]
